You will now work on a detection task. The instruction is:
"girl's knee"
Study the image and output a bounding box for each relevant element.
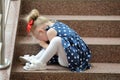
[50,37,61,45]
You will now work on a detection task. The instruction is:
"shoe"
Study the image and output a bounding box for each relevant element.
[25,62,31,66]
[23,62,47,71]
[19,55,36,64]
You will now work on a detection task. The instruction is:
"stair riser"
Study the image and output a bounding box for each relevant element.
[14,44,120,63]
[17,20,120,37]
[11,73,120,80]
[20,0,120,15]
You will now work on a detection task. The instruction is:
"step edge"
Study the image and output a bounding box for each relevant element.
[11,63,120,74]
[16,37,120,45]
[20,15,120,21]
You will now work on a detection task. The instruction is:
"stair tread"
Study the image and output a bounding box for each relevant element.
[16,36,120,45]
[12,63,120,73]
[21,15,120,21]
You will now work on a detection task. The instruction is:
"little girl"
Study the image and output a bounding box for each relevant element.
[19,9,91,72]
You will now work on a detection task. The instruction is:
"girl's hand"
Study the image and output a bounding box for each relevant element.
[39,41,48,49]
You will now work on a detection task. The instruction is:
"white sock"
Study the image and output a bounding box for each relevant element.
[35,49,45,59]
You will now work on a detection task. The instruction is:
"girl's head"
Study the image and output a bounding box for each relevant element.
[24,9,49,41]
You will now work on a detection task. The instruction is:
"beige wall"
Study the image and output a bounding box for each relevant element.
[0,0,2,13]
[0,0,11,16]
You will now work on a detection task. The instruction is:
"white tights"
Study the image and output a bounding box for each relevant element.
[34,37,68,67]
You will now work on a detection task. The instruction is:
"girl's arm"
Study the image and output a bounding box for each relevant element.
[47,28,57,41]
[39,28,57,49]
[39,41,48,49]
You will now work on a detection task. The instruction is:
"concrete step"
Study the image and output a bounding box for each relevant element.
[11,62,120,80]
[14,36,120,63]
[17,15,120,37]
[20,0,120,15]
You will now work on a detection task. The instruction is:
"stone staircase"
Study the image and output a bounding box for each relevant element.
[10,0,120,80]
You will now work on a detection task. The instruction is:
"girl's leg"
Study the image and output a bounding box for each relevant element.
[57,43,68,67]
[35,49,45,59]
[24,37,68,70]
[37,37,68,67]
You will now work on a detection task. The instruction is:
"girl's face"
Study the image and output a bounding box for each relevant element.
[32,25,48,41]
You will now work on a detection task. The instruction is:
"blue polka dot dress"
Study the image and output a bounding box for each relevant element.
[48,21,91,72]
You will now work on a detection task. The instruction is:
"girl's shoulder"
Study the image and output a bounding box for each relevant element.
[47,21,71,33]
[52,21,69,29]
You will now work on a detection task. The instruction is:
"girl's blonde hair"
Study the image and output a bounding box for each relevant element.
[24,9,49,32]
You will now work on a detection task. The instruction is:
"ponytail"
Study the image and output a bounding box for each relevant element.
[24,9,39,23]
[24,9,49,33]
